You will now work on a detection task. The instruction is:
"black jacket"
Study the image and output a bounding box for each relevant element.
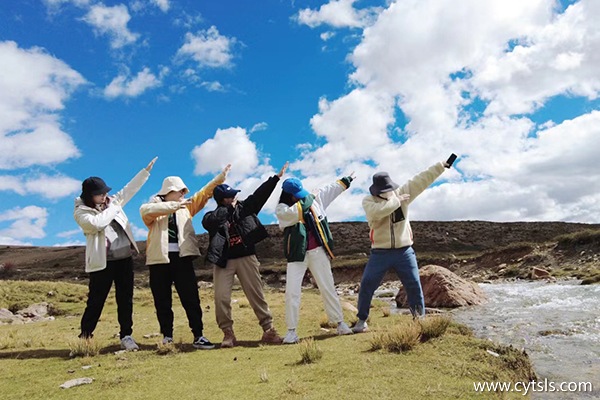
[202,175,279,267]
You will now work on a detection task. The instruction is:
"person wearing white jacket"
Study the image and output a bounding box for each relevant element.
[73,157,157,351]
[275,175,355,344]
[353,159,451,333]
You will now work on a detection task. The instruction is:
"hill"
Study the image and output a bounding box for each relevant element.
[1,221,599,285]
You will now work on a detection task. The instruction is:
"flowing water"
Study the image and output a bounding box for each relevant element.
[450,281,600,399]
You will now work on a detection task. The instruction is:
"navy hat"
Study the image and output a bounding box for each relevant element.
[282,177,310,199]
[81,177,111,197]
[369,172,399,196]
[213,184,240,203]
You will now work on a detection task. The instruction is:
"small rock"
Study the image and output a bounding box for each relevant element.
[81,365,93,370]
[143,333,160,339]
[486,350,500,357]
[60,377,93,389]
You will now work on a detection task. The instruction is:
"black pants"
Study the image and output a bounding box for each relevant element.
[80,257,134,339]
[149,253,204,338]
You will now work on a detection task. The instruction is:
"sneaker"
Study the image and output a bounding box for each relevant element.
[282,329,299,344]
[352,319,369,333]
[337,321,353,335]
[162,336,174,345]
[120,335,139,351]
[193,336,216,350]
[221,328,237,348]
[260,327,283,344]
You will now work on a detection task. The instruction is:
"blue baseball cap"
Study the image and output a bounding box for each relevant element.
[282,177,310,199]
[213,184,240,203]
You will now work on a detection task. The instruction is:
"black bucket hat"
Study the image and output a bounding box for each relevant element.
[369,172,399,196]
[81,177,111,197]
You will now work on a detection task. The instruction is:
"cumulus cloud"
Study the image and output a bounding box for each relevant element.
[292,0,600,223]
[0,41,83,170]
[200,81,226,92]
[0,206,48,241]
[250,122,268,133]
[177,26,237,68]
[0,174,80,200]
[151,0,170,13]
[82,4,140,49]
[56,229,81,238]
[104,67,162,98]
[296,0,380,28]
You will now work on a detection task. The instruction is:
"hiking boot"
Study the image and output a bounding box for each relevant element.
[221,328,237,348]
[260,327,283,344]
[282,329,299,344]
[120,335,139,351]
[193,336,216,350]
[162,336,174,345]
[352,319,369,333]
[337,321,353,335]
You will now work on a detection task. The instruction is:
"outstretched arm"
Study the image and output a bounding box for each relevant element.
[111,156,158,207]
[187,164,231,217]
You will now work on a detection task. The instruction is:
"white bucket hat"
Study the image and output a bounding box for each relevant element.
[157,176,189,196]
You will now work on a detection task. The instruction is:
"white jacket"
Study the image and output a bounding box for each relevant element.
[362,162,445,249]
[74,169,150,273]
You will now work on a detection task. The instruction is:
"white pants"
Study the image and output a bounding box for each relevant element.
[285,246,344,330]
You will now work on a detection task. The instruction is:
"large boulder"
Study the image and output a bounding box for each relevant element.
[395,265,487,308]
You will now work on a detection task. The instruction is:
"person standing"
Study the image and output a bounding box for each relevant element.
[202,163,289,348]
[74,156,157,351]
[353,158,452,333]
[275,174,355,344]
[140,165,230,349]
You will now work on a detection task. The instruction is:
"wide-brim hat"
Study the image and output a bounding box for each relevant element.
[369,172,399,196]
[81,177,111,197]
[282,177,310,199]
[157,176,189,196]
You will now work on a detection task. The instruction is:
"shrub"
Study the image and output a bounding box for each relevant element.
[419,315,451,342]
[297,338,323,364]
[68,338,100,358]
[156,340,178,355]
[370,322,421,353]
[319,314,337,329]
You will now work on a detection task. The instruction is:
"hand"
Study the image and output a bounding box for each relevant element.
[277,161,289,178]
[347,171,356,181]
[145,156,158,172]
[178,198,192,209]
[397,193,410,202]
[222,164,232,177]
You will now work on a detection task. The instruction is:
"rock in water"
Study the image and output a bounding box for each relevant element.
[395,265,487,308]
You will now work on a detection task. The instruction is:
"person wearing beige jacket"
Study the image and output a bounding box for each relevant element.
[140,165,230,349]
[353,159,453,333]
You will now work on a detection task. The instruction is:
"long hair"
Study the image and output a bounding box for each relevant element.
[81,192,97,209]
[278,190,296,207]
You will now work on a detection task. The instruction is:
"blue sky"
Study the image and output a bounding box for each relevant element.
[1,0,599,246]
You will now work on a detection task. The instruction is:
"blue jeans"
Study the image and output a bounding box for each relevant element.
[356,247,425,320]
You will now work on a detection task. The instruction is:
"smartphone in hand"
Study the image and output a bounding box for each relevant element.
[446,153,457,167]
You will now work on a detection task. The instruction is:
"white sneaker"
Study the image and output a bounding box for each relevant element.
[352,320,368,333]
[337,321,353,335]
[282,330,299,344]
[162,336,173,345]
[120,335,139,351]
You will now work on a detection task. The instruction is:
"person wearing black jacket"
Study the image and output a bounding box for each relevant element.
[202,162,288,348]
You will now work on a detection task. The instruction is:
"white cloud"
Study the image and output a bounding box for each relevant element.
[43,0,90,9]
[177,26,237,68]
[130,223,148,240]
[151,0,170,13]
[0,206,48,240]
[191,127,262,180]
[104,67,162,98]
[292,0,600,224]
[0,41,83,170]
[200,81,226,92]
[250,122,268,133]
[52,240,85,247]
[0,174,80,200]
[296,0,380,28]
[56,229,81,238]
[320,32,336,41]
[82,4,140,49]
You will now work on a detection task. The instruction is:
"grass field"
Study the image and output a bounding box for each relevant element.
[0,280,535,399]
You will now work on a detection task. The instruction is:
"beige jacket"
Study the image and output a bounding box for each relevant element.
[74,169,150,273]
[140,172,226,265]
[362,162,445,249]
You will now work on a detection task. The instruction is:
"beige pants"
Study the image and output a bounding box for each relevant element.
[213,255,273,331]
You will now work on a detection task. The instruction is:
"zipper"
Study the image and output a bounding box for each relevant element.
[389,215,395,248]
[286,234,291,256]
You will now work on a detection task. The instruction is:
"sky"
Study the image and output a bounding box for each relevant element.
[1,0,599,247]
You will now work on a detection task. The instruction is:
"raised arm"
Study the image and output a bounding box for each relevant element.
[402,162,445,204]
[187,164,230,217]
[111,157,157,207]
[314,174,353,210]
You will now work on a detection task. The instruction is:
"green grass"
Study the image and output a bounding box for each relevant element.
[0,279,535,399]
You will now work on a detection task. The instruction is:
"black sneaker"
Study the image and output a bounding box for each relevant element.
[193,336,215,350]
